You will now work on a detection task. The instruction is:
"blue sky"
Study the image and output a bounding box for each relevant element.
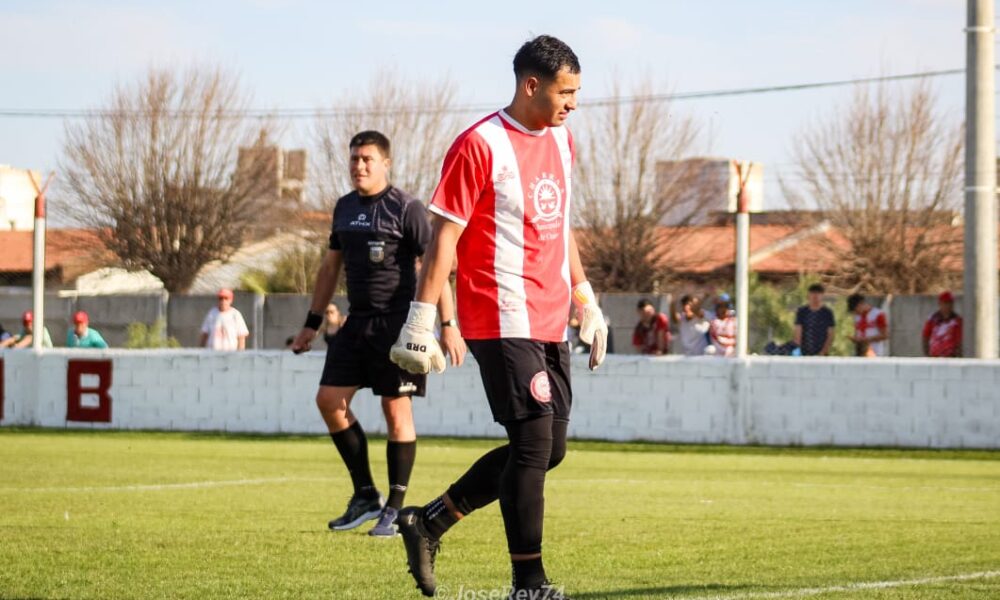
[0,0,971,213]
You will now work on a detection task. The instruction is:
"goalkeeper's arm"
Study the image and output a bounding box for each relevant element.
[568,231,608,370]
[390,216,464,374]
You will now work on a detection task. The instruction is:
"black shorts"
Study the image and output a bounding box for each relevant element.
[320,313,426,397]
[466,338,572,425]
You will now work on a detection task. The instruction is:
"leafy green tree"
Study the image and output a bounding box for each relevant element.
[240,246,326,294]
[748,275,853,356]
[124,319,180,349]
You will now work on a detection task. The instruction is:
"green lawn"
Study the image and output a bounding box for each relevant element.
[1,428,998,599]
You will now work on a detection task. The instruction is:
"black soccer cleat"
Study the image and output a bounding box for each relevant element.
[398,507,440,597]
[509,581,572,600]
[328,492,384,531]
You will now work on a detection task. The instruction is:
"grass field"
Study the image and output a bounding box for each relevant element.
[1,428,998,599]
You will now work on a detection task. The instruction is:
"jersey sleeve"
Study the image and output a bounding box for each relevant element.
[875,311,888,332]
[236,311,250,337]
[403,200,432,256]
[429,132,491,227]
[922,317,933,339]
[200,311,213,334]
[328,205,342,251]
[794,307,805,325]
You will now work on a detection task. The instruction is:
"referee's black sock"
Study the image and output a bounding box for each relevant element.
[330,421,378,499]
[420,496,458,540]
[512,556,546,589]
[386,440,416,510]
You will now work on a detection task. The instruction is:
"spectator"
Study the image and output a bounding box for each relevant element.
[847,293,888,357]
[707,297,737,357]
[793,283,835,356]
[632,298,670,355]
[0,311,53,349]
[673,294,709,356]
[923,291,962,358]
[322,303,344,347]
[66,311,109,349]
[199,288,249,351]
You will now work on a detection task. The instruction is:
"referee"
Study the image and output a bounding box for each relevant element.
[391,36,606,599]
[291,130,465,537]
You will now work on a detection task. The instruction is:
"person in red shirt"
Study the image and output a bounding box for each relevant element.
[389,36,605,600]
[922,291,963,358]
[632,299,670,354]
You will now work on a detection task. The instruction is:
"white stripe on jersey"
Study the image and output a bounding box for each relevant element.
[428,204,468,228]
[476,115,532,338]
[550,126,573,311]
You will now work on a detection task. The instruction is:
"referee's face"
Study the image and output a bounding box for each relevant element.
[349,144,391,196]
[528,66,580,128]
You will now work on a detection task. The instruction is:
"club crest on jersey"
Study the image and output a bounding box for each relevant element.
[529,371,552,403]
[529,173,564,225]
[496,164,516,183]
[368,241,385,263]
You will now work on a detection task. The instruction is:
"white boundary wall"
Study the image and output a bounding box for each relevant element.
[1,350,997,448]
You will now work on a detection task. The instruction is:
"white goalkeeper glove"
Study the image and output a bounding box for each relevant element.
[390,301,447,375]
[572,281,608,370]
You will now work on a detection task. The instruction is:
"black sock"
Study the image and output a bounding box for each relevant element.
[386,440,416,510]
[329,421,377,498]
[512,556,546,589]
[420,496,458,540]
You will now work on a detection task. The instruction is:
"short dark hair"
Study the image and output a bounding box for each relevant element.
[637,299,653,310]
[846,293,865,312]
[349,130,391,159]
[680,294,693,305]
[807,283,825,294]
[513,35,580,80]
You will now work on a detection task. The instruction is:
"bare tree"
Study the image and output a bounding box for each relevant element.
[785,80,964,294]
[312,69,463,207]
[575,76,704,292]
[60,66,275,293]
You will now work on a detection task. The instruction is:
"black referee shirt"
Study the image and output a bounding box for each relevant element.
[329,186,431,316]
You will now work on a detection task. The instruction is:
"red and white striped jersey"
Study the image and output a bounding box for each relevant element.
[854,306,888,357]
[429,110,574,342]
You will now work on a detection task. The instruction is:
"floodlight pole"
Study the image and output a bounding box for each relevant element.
[734,160,752,359]
[963,0,998,359]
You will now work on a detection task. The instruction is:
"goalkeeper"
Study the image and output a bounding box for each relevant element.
[388,33,606,600]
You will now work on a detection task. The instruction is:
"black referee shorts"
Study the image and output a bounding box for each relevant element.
[319,312,426,398]
[466,338,572,425]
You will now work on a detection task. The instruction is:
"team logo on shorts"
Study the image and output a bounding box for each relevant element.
[529,173,564,225]
[529,371,552,403]
[368,241,385,263]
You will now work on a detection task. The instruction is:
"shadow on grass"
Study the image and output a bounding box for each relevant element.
[574,582,759,599]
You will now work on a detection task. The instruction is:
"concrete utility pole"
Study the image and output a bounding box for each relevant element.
[29,171,53,352]
[734,160,752,359]
[963,0,998,359]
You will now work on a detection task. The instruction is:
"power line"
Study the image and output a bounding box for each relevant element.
[0,68,970,120]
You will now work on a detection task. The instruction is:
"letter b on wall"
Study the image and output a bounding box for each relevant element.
[67,360,112,423]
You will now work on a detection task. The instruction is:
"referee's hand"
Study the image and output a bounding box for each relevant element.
[390,302,447,374]
[290,327,315,355]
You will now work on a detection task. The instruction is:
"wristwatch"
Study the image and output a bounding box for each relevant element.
[441,319,458,328]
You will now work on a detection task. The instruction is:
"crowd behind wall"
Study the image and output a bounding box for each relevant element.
[0,291,980,358]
